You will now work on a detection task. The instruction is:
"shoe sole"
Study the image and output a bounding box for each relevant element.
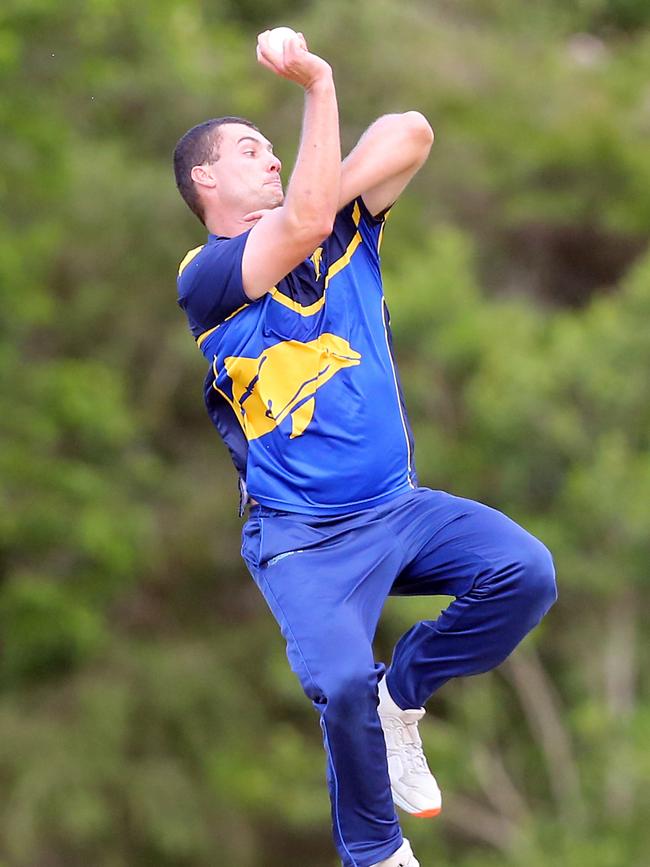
[392,789,442,819]
[413,807,441,818]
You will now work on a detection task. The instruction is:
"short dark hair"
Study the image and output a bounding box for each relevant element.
[173,116,260,225]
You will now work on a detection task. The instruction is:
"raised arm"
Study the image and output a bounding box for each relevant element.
[241,32,341,299]
[339,112,434,217]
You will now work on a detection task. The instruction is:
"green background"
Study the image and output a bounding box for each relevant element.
[1,1,649,864]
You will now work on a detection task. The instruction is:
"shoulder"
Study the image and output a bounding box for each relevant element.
[177,232,252,296]
[176,233,254,335]
[178,243,206,280]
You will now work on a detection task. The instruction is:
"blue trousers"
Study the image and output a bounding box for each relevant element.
[241,487,557,867]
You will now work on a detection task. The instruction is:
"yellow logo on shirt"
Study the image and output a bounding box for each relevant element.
[223,333,361,440]
[310,246,324,281]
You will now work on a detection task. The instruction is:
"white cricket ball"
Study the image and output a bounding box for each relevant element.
[267,26,298,55]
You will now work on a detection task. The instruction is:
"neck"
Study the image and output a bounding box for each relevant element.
[205,212,249,238]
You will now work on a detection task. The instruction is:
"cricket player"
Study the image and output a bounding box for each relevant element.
[173,30,557,867]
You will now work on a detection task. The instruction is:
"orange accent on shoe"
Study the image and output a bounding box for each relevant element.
[414,807,442,818]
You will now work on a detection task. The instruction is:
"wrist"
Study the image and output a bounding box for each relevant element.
[304,67,334,94]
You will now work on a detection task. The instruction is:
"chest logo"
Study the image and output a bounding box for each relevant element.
[222,333,361,440]
[310,246,324,281]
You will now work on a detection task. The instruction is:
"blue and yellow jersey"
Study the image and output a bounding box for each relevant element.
[177,197,417,515]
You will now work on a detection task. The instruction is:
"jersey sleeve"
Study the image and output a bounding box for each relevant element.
[177,231,252,339]
[325,197,390,276]
[356,195,391,254]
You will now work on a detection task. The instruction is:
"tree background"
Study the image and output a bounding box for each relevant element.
[1,0,649,864]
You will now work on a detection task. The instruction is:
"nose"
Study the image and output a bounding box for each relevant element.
[268,153,281,174]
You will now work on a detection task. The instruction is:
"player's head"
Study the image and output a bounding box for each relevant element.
[173,117,283,226]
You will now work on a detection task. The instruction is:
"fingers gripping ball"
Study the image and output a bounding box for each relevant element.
[267,26,298,55]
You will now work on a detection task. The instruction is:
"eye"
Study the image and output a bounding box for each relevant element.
[244,150,256,156]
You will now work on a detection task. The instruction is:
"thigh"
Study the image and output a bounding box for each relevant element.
[388,488,545,598]
[241,509,403,699]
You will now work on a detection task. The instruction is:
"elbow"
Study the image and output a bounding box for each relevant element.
[403,111,435,150]
[302,220,335,247]
[313,216,335,241]
[286,211,334,246]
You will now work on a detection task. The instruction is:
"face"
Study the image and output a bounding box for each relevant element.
[206,123,283,214]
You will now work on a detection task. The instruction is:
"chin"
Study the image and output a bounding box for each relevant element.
[263,183,283,203]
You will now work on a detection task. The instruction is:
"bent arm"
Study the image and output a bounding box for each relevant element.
[242,33,341,299]
[339,112,433,217]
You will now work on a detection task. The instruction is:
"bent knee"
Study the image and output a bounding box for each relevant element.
[514,536,557,620]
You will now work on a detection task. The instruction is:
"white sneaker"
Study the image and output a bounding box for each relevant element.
[378,676,442,818]
[371,838,420,867]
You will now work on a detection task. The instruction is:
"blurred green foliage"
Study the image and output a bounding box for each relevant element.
[0,0,648,865]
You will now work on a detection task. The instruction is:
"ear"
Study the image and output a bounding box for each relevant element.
[190,164,217,189]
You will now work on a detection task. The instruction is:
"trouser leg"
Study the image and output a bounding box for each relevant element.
[241,509,404,867]
[384,489,557,710]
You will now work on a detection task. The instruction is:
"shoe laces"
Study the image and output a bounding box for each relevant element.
[387,709,430,775]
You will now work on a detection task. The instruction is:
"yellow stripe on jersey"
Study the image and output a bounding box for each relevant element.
[378,209,392,251]
[268,289,327,316]
[269,202,364,316]
[196,302,250,348]
[178,245,205,276]
[324,232,362,287]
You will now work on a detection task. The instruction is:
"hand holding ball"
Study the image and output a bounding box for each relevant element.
[267,26,299,55]
[257,27,329,89]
